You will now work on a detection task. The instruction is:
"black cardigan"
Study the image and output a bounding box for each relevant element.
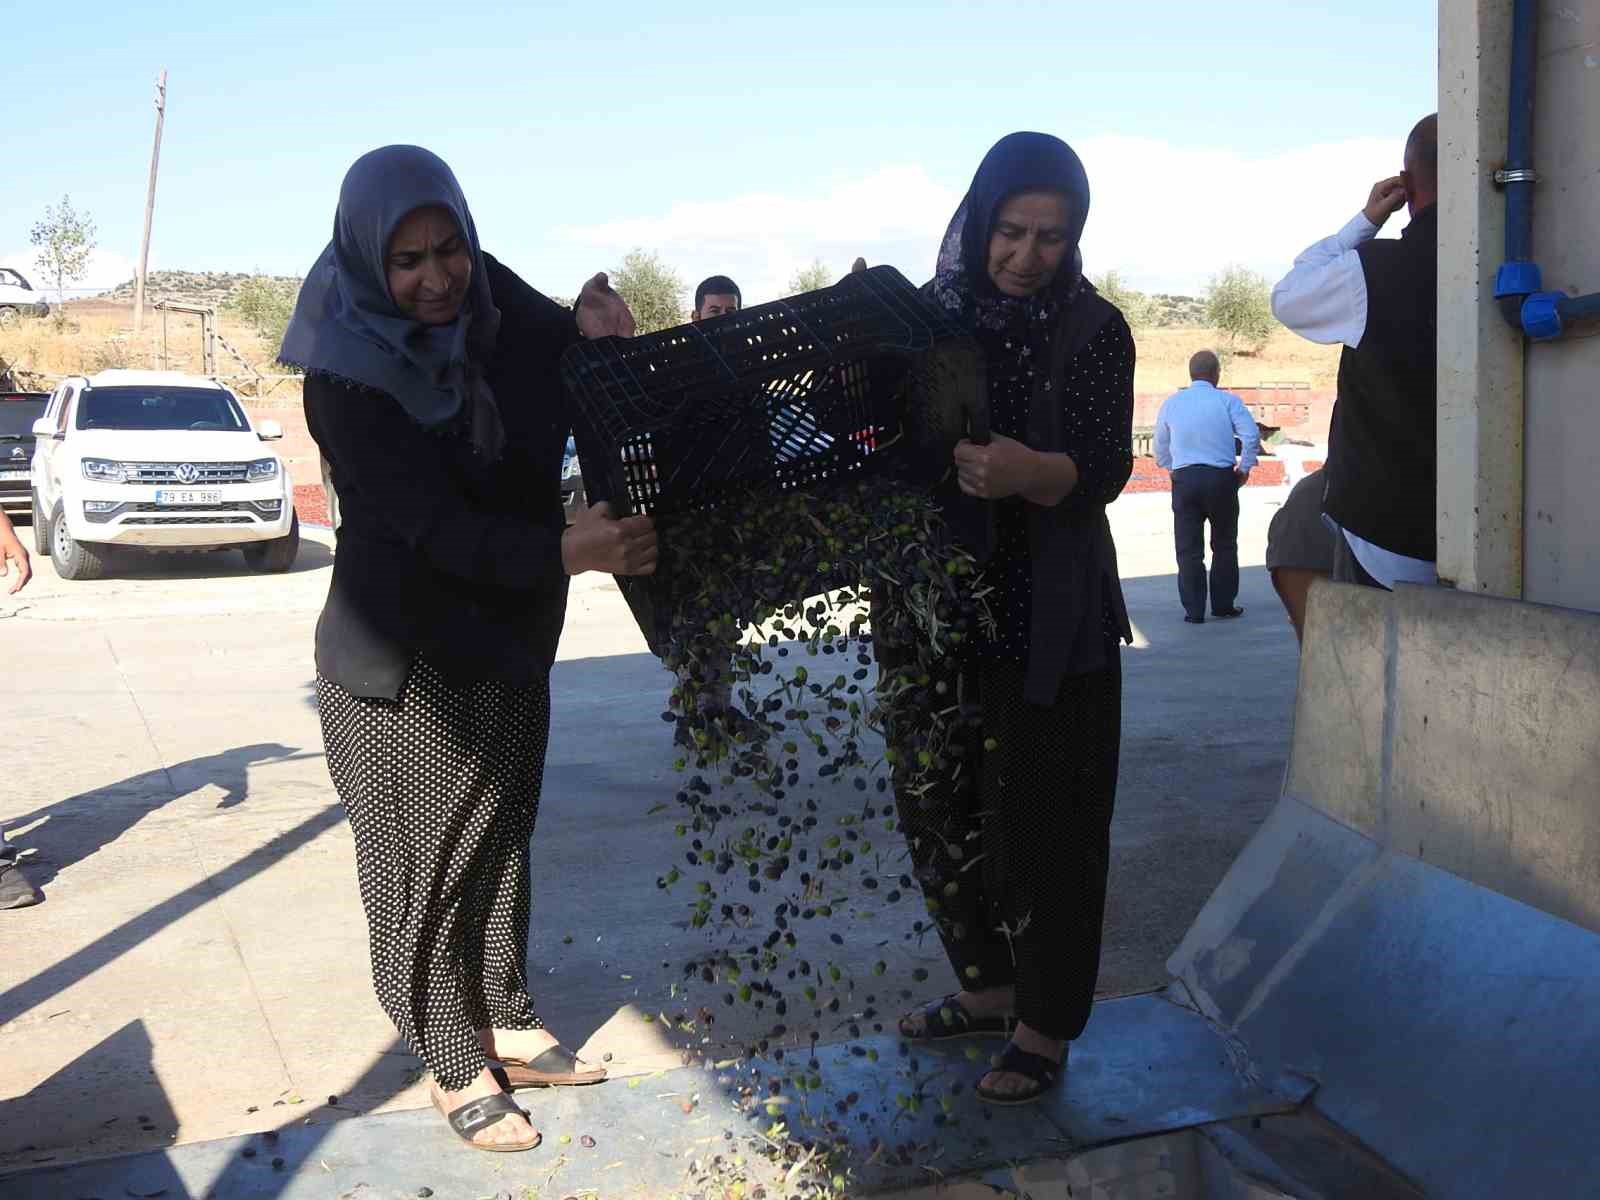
[304,254,587,699]
[1020,293,1135,703]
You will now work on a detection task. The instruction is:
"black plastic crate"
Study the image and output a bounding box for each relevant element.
[560,266,989,654]
[561,265,986,519]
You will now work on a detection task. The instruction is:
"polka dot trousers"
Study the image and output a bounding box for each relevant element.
[885,647,1122,1041]
[317,659,550,1092]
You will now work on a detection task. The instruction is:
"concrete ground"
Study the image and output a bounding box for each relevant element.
[0,488,1300,1179]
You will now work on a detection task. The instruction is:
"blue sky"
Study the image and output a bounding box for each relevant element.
[5,0,1437,303]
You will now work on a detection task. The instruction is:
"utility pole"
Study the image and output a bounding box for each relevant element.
[132,69,167,335]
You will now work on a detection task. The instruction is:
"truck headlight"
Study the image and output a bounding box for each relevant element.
[82,458,127,483]
[246,458,279,481]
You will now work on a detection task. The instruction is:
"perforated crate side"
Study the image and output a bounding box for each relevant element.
[561,265,985,518]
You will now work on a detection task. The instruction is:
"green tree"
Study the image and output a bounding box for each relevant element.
[30,194,97,325]
[611,249,686,334]
[787,259,834,295]
[227,274,300,354]
[1204,264,1277,353]
[1091,269,1155,330]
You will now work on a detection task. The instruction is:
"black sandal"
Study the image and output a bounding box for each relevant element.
[898,994,1013,1042]
[974,1042,1066,1106]
[492,1043,607,1089]
[437,1091,541,1153]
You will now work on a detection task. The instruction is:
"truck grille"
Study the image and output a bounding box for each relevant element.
[124,462,251,484]
[122,515,255,526]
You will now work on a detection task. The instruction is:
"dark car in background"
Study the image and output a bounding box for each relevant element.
[0,391,50,519]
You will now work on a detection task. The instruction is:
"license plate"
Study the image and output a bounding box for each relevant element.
[154,489,222,506]
[0,469,27,481]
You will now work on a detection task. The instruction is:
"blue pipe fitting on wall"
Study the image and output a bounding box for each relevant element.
[1491,0,1600,342]
[1522,291,1600,341]
[1495,261,1544,328]
[1521,292,1565,341]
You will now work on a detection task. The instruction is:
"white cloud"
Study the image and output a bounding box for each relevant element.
[0,248,144,296]
[554,136,1404,302]
[553,166,959,303]
[1074,134,1403,294]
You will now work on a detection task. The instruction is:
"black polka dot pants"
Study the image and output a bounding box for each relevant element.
[317,658,551,1092]
[887,648,1122,1041]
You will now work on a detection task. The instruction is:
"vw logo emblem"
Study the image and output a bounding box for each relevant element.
[174,463,200,484]
[8,446,21,460]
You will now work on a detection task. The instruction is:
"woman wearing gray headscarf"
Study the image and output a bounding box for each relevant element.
[282,145,654,1153]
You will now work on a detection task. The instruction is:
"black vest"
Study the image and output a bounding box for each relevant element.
[1323,204,1437,561]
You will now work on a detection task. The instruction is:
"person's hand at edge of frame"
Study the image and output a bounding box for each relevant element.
[562,500,657,576]
[1363,175,1407,228]
[575,273,637,339]
[1235,467,1252,487]
[0,517,31,594]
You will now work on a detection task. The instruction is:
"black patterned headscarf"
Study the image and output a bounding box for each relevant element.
[279,145,505,459]
[929,132,1093,332]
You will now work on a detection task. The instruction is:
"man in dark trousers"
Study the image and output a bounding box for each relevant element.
[1154,349,1261,624]
[1271,114,1438,590]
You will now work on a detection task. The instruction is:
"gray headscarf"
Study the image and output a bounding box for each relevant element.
[279,145,504,458]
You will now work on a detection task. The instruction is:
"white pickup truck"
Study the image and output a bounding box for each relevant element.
[31,370,299,580]
[0,268,50,327]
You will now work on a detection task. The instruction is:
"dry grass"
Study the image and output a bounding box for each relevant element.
[0,299,300,404]
[1131,325,1340,393]
[4,303,1340,408]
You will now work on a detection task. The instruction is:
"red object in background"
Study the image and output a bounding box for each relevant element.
[293,485,329,527]
[1124,458,1287,495]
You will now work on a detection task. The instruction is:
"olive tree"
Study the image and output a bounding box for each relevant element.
[30,195,97,326]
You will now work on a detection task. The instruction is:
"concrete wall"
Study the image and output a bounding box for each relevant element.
[1171,580,1600,1198]
[1291,580,1600,933]
[1437,0,1525,598]
[1523,0,1600,611]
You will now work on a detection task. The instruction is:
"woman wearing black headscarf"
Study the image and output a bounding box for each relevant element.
[281,145,655,1152]
[886,132,1135,1105]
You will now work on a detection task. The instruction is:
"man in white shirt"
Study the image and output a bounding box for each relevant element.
[1269,114,1438,591]
[1154,350,1262,624]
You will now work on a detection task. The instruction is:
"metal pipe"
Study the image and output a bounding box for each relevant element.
[1493,0,1543,327]
[1558,294,1600,324]
[1503,0,1538,266]
[1490,0,1600,341]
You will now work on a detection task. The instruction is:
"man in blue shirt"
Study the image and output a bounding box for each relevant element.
[1153,350,1262,624]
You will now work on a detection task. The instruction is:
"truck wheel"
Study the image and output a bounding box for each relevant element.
[50,504,109,581]
[243,512,299,573]
[30,488,48,555]
[0,307,18,329]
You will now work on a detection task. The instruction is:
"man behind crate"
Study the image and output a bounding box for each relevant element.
[668,275,756,746]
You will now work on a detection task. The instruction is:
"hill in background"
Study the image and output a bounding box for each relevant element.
[102,270,303,310]
[1148,293,1207,327]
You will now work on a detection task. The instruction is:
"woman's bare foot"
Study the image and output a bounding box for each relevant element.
[898,986,1015,1037]
[477,1027,560,1063]
[979,1021,1065,1100]
[429,1067,539,1150]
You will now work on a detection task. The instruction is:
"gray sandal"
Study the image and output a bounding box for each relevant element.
[439,1092,541,1153]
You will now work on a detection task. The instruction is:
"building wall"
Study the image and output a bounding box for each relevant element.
[1523,0,1600,611]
